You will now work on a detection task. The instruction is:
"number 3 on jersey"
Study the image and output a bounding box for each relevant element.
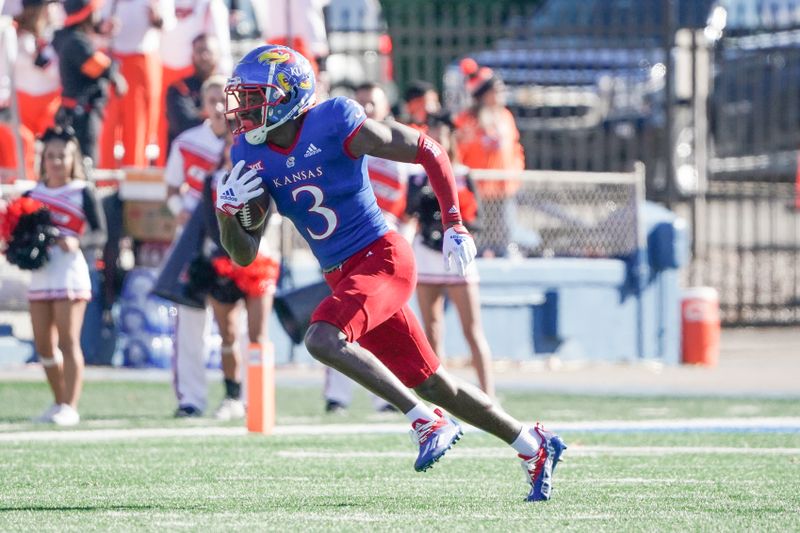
[292,185,338,240]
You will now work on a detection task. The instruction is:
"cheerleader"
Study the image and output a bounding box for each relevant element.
[405,118,495,398]
[27,126,107,425]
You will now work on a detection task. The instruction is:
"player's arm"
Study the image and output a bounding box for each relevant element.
[217,206,266,266]
[215,161,267,266]
[348,118,477,275]
[347,119,462,227]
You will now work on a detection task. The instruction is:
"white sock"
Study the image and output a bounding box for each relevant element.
[510,426,543,456]
[404,404,439,424]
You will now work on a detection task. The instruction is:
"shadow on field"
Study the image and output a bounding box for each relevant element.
[0,504,162,512]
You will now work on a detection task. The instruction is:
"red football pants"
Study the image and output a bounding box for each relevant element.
[311,231,441,388]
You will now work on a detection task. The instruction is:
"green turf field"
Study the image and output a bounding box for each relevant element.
[1,380,799,531]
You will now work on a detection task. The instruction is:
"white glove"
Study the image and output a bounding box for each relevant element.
[443,224,477,277]
[215,160,264,216]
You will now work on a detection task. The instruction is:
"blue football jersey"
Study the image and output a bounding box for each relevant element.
[231,96,389,270]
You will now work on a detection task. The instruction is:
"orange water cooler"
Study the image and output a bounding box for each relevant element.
[681,287,720,366]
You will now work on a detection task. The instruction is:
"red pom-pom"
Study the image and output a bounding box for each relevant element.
[0,197,46,244]
[460,57,479,76]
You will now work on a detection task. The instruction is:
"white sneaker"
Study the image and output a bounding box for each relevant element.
[214,398,245,421]
[32,403,60,423]
[51,404,80,426]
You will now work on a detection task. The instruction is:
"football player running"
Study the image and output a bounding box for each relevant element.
[216,44,566,502]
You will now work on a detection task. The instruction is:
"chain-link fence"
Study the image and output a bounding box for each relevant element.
[469,168,643,259]
[280,166,644,265]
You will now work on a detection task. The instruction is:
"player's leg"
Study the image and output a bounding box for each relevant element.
[29,300,65,421]
[306,232,461,469]
[445,282,495,398]
[364,289,566,500]
[415,282,446,359]
[413,367,566,501]
[305,232,433,413]
[355,304,463,470]
[209,296,245,420]
[173,304,210,416]
[305,322,421,413]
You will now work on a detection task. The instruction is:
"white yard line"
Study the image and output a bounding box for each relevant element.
[0,416,799,443]
[276,446,800,459]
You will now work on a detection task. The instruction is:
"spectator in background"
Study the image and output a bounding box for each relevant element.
[0,4,18,175]
[12,0,61,177]
[99,0,176,169]
[165,33,219,150]
[405,117,494,398]
[165,74,227,226]
[453,58,526,257]
[160,76,228,417]
[26,126,107,426]
[0,0,59,178]
[52,0,128,166]
[355,82,414,233]
[403,80,443,132]
[251,0,329,66]
[157,0,231,164]
[0,3,17,175]
[199,154,279,421]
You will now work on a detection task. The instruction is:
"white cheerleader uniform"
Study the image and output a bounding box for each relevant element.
[26,181,102,301]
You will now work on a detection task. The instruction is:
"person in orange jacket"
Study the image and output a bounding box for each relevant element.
[453,58,529,257]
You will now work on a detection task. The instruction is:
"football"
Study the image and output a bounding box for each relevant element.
[236,194,270,230]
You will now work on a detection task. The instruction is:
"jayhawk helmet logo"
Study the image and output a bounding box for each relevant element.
[257,49,292,65]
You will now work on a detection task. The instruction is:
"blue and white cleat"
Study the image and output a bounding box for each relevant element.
[519,423,567,502]
[410,408,463,472]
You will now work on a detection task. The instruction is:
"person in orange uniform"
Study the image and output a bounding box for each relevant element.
[156,0,231,165]
[0,0,60,178]
[164,33,219,149]
[13,0,61,176]
[98,0,175,168]
[453,58,525,256]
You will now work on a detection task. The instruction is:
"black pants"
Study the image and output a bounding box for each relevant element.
[56,105,103,165]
